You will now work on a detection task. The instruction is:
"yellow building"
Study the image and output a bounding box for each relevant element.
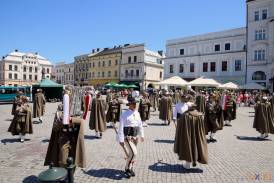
[89,46,122,86]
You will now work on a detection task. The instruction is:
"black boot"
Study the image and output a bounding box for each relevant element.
[129,168,135,177]
[124,169,132,179]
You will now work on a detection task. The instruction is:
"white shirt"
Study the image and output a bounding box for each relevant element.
[63,94,70,124]
[173,102,192,120]
[117,109,144,143]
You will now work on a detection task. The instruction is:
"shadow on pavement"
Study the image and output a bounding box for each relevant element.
[41,139,50,143]
[84,135,99,140]
[82,168,125,180]
[22,175,39,183]
[154,139,175,144]
[248,115,255,117]
[236,135,271,141]
[148,162,203,174]
[5,119,13,121]
[148,123,166,126]
[1,138,30,145]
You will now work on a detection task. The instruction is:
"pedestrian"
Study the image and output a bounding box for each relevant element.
[253,96,274,139]
[11,90,23,115]
[172,94,192,126]
[158,90,173,125]
[89,92,107,138]
[138,92,151,127]
[195,91,206,113]
[174,95,208,169]
[8,96,33,142]
[82,89,92,120]
[117,96,144,179]
[33,89,46,123]
[149,90,159,112]
[106,93,122,127]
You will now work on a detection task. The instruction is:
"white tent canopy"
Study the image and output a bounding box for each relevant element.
[240,83,266,90]
[188,77,220,87]
[219,82,239,90]
[159,76,188,86]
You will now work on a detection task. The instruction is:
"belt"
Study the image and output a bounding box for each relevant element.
[123,126,138,137]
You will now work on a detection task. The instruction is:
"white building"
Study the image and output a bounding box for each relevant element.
[165,28,247,85]
[0,50,53,86]
[120,44,164,90]
[52,62,74,85]
[246,0,274,91]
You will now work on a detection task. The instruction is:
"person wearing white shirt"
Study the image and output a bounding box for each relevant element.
[117,97,144,179]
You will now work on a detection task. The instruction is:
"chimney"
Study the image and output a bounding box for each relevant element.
[92,49,95,53]
[15,49,18,52]
[158,50,163,56]
[35,52,38,55]
[97,48,100,52]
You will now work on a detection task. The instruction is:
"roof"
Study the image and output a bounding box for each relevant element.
[33,78,63,87]
[159,76,188,86]
[94,47,123,56]
[188,77,220,87]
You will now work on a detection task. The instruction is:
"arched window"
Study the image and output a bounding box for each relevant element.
[252,71,266,80]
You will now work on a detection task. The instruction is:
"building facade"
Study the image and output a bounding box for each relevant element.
[74,53,90,86]
[246,0,274,91]
[88,46,122,86]
[164,28,247,85]
[0,50,53,86]
[52,62,74,85]
[121,44,164,90]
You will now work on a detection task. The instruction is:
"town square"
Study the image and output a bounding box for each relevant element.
[0,0,274,183]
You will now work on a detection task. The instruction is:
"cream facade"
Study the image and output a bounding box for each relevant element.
[0,50,53,86]
[121,44,164,90]
[52,62,74,85]
[246,0,274,91]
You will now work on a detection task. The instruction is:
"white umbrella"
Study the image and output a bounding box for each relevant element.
[188,77,220,87]
[159,76,188,86]
[219,82,239,90]
[240,83,266,90]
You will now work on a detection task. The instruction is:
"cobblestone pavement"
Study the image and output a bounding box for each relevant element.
[0,102,273,183]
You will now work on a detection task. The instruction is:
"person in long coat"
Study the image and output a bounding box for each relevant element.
[149,90,159,112]
[89,92,107,138]
[8,96,33,142]
[44,104,86,168]
[223,93,235,126]
[106,94,122,127]
[138,92,151,127]
[106,89,113,110]
[11,90,23,115]
[204,94,223,142]
[33,89,46,123]
[195,91,206,113]
[253,96,274,139]
[174,97,208,169]
[158,91,173,125]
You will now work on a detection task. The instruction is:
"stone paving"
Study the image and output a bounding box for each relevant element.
[0,102,273,183]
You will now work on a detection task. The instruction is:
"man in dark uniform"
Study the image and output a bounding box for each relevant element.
[158,90,173,125]
[138,92,151,127]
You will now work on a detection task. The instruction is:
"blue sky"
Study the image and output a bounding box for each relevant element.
[0,0,246,63]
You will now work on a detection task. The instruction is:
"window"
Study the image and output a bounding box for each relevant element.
[130,70,134,77]
[29,67,32,72]
[190,63,195,72]
[262,9,267,20]
[169,65,174,73]
[252,71,266,80]
[210,62,216,72]
[98,62,101,67]
[108,71,111,77]
[9,65,12,71]
[255,29,266,40]
[35,75,37,80]
[160,71,162,78]
[29,75,32,80]
[14,73,17,79]
[179,64,184,73]
[93,62,95,67]
[134,56,137,62]
[235,60,242,71]
[214,44,220,51]
[254,11,259,21]
[23,66,26,72]
[125,70,128,77]
[254,50,265,61]
[180,49,184,55]
[97,72,100,77]
[108,60,111,66]
[23,74,26,80]
[92,72,95,77]
[128,56,131,63]
[115,60,118,65]
[222,61,227,71]
[35,67,38,72]
[203,62,208,72]
[14,65,18,71]
[89,63,92,68]
[103,61,105,67]
[9,73,12,79]
[225,43,230,51]
[114,70,117,77]
[102,72,105,77]
[136,70,139,77]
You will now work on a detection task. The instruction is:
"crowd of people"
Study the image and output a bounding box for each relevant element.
[6,85,274,179]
